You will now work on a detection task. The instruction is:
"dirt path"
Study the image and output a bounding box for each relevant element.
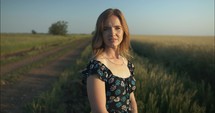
[1,40,76,76]
[0,38,90,113]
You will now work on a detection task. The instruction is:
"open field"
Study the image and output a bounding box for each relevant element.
[0,34,214,113]
[1,34,90,56]
[1,34,71,56]
[131,35,214,88]
[0,34,91,113]
[0,34,90,65]
[131,35,214,113]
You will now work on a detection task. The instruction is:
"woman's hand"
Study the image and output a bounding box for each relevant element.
[130,92,138,113]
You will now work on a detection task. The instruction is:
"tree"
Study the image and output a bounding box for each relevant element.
[49,21,68,35]
[91,30,95,35]
[31,30,37,34]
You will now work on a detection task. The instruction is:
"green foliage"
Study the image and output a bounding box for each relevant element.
[131,37,215,113]
[48,21,68,35]
[131,37,214,90]
[24,35,215,113]
[1,34,73,56]
[31,30,37,34]
[1,41,78,84]
[91,30,95,35]
[132,53,214,113]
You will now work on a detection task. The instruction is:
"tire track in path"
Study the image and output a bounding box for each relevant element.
[0,38,90,113]
[1,39,74,76]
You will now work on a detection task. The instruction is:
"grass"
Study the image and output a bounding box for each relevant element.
[24,48,215,113]
[131,35,214,88]
[1,40,77,84]
[0,34,90,84]
[9,34,214,113]
[131,35,214,113]
[1,34,68,66]
[1,34,71,55]
[0,34,90,65]
[132,53,214,113]
[24,44,92,113]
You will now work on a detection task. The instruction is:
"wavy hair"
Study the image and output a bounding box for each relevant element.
[92,8,131,59]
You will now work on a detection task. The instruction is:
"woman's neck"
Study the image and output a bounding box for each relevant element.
[103,47,120,59]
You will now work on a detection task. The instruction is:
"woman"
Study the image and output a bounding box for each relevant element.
[82,8,138,113]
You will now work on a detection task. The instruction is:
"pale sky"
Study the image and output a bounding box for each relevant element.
[1,0,214,36]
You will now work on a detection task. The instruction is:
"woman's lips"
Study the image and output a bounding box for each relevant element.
[109,38,118,41]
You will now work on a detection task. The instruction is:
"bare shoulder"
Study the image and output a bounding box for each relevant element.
[94,55,107,65]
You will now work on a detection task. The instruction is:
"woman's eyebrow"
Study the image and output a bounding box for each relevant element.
[104,25,121,27]
[114,25,122,27]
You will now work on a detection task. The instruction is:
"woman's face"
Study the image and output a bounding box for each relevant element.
[102,15,124,49]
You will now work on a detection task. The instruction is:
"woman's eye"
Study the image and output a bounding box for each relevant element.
[115,27,121,30]
[103,27,109,31]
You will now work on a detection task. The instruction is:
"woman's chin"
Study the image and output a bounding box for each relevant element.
[109,44,119,49]
[105,41,120,48]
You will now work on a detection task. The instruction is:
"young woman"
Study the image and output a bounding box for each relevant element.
[82,8,138,113]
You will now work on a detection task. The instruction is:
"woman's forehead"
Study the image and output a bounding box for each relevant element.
[103,15,122,26]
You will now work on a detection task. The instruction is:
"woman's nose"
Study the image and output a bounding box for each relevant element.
[110,28,115,35]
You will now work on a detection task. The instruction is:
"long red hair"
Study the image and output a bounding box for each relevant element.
[92,8,131,59]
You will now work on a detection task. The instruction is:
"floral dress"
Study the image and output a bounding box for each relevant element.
[82,59,136,113]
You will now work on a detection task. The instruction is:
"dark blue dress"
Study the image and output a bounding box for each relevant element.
[82,60,136,113]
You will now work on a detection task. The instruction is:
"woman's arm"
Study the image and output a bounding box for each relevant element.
[130,92,138,113]
[87,75,108,113]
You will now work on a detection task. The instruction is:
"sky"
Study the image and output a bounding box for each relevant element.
[1,0,214,36]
